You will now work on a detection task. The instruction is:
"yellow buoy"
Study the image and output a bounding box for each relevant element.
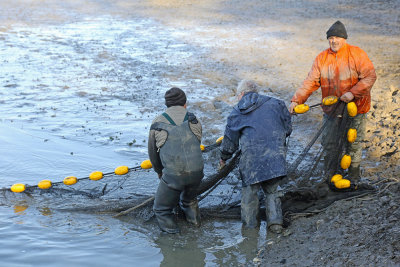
[347,102,358,117]
[216,136,224,144]
[11,183,26,193]
[115,166,129,175]
[89,171,103,181]
[330,174,343,183]
[38,180,52,189]
[322,96,338,106]
[334,178,351,189]
[340,155,352,170]
[347,128,357,143]
[140,160,152,169]
[200,144,205,151]
[294,104,310,114]
[63,176,77,185]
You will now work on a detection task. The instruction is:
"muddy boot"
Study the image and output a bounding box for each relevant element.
[153,180,181,234]
[180,198,201,226]
[265,193,283,233]
[241,184,260,228]
[269,225,283,234]
[180,184,201,226]
[348,165,361,184]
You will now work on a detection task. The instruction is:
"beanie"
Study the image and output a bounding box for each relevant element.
[326,21,348,39]
[164,87,187,107]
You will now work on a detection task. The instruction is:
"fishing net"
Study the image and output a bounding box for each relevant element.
[0,101,376,225]
[0,141,240,216]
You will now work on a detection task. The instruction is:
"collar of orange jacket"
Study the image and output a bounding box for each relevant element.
[328,42,348,55]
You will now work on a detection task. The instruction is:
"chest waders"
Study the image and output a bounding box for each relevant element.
[151,112,204,233]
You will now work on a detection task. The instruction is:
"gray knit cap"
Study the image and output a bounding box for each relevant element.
[326,21,348,39]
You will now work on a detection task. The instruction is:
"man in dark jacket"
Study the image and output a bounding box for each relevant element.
[148,87,204,234]
[220,80,292,233]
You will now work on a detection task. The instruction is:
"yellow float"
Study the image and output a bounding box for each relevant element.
[115,166,129,175]
[347,102,357,117]
[63,176,77,185]
[294,104,310,114]
[334,178,351,189]
[140,160,152,169]
[330,174,343,183]
[322,96,338,106]
[11,183,26,193]
[89,171,103,181]
[38,180,52,189]
[200,144,205,151]
[216,136,224,144]
[340,155,352,170]
[347,128,357,143]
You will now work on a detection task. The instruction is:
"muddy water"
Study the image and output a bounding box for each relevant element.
[0,12,277,266]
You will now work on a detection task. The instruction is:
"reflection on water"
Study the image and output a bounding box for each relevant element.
[13,203,29,214]
[1,190,272,266]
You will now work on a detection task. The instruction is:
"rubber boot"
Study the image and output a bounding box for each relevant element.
[348,164,361,184]
[265,193,283,233]
[348,165,361,184]
[153,179,181,234]
[241,184,260,228]
[180,198,201,226]
[180,184,201,226]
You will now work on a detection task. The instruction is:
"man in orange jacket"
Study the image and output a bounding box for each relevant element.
[289,21,376,182]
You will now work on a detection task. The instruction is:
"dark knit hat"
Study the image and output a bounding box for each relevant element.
[165,87,187,107]
[326,21,348,39]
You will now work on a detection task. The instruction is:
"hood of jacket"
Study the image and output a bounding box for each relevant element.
[234,92,270,114]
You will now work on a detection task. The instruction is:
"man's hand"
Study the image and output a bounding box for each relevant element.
[340,92,354,103]
[219,159,226,170]
[158,172,162,179]
[289,102,298,114]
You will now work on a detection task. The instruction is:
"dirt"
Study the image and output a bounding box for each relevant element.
[3,0,399,265]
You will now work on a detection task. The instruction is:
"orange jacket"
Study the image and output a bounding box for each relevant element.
[291,43,376,114]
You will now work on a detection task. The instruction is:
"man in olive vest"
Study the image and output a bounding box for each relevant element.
[148,87,204,234]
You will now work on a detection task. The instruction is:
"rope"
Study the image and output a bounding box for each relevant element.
[5,141,223,193]
[113,196,155,217]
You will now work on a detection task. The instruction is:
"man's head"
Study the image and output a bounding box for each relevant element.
[326,21,347,52]
[165,87,187,107]
[236,79,258,100]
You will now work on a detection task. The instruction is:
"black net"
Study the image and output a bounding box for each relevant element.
[287,101,353,185]
[0,101,376,224]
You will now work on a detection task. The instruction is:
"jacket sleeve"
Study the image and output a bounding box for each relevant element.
[350,47,377,98]
[291,52,324,104]
[188,112,202,142]
[148,128,163,175]
[220,111,240,161]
